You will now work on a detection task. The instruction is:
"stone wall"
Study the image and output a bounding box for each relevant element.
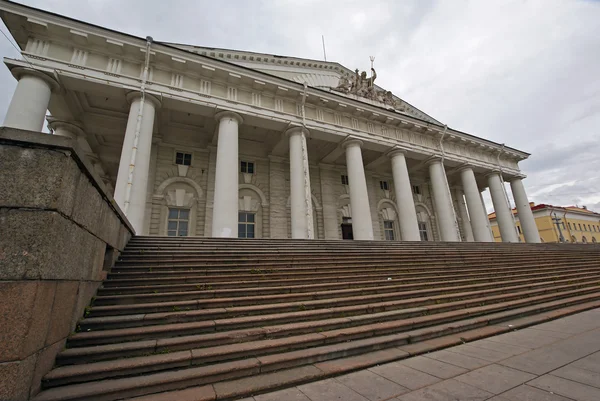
[0,127,134,400]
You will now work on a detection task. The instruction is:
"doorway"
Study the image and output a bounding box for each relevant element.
[341,217,353,240]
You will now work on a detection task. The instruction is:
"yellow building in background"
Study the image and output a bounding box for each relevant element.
[488,203,600,244]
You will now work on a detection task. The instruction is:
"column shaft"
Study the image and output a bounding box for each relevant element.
[511,178,540,243]
[454,188,475,242]
[344,140,373,240]
[389,151,420,241]
[428,159,460,241]
[212,112,242,237]
[460,167,493,242]
[487,172,519,242]
[114,94,158,233]
[288,128,314,239]
[4,69,57,131]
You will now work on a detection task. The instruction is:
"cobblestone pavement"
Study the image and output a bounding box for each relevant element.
[239,308,600,401]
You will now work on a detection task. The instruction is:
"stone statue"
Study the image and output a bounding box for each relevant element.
[331,60,397,109]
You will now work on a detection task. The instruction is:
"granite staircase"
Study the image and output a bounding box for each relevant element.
[34,237,600,401]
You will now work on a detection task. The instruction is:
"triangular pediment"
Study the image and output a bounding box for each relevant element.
[167,43,440,124]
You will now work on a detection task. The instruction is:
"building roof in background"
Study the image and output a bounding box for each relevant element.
[488,203,600,220]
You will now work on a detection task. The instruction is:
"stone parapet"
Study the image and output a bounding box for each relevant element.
[0,127,134,400]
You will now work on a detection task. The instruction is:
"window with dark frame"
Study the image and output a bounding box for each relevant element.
[175,152,192,166]
[241,161,255,174]
[380,181,389,190]
[418,221,428,241]
[167,208,189,237]
[341,175,349,185]
[412,185,421,195]
[238,212,256,238]
[383,220,395,240]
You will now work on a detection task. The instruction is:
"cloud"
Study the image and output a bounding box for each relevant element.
[1,0,599,213]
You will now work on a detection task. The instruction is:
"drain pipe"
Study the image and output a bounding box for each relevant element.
[497,144,520,240]
[300,82,314,238]
[439,125,462,240]
[123,36,153,215]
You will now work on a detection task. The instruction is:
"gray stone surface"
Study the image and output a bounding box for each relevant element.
[395,378,493,401]
[336,370,409,400]
[528,375,600,401]
[369,361,442,389]
[444,343,512,362]
[422,349,489,370]
[397,355,468,379]
[454,363,536,394]
[254,388,311,401]
[490,385,573,401]
[298,378,369,401]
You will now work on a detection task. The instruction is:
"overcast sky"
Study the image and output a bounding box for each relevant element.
[1,0,599,212]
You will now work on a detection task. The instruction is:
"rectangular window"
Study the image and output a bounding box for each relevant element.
[175,152,192,166]
[517,226,522,234]
[412,185,421,195]
[588,224,592,231]
[418,222,428,241]
[380,180,389,190]
[568,222,572,230]
[579,223,582,230]
[341,175,349,185]
[167,208,189,237]
[238,212,255,238]
[384,221,395,241]
[562,222,566,229]
[241,161,254,174]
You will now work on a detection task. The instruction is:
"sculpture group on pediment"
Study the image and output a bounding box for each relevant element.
[333,66,397,108]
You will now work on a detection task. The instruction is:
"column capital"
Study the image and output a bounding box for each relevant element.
[507,174,527,182]
[484,169,503,179]
[456,164,476,174]
[285,126,309,138]
[126,91,162,109]
[215,110,243,125]
[341,138,363,150]
[386,147,408,159]
[425,156,444,166]
[46,117,85,138]
[10,67,60,92]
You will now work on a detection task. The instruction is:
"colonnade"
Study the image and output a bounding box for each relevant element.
[2,68,540,242]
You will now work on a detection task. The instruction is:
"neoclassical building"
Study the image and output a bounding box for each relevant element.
[0,1,540,243]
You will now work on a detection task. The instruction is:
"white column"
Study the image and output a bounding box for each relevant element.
[343,139,373,240]
[428,159,460,241]
[460,167,493,242]
[388,150,420,241]
[287,127,314,239]
[487,172,519,242]
[454,187,475,242]
[114,92,161,234]
[211,111,243,238]
[511,178,540,243]
[3,68,59,131]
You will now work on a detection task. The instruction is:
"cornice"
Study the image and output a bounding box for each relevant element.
[0,0,530,161]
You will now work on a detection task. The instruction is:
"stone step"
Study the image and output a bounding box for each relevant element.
[97,264,600,295]
[34,295,600,401]
[102,261,599,287]
[63,279,600,362]
[73,276,600,345]
[91,269,600,307]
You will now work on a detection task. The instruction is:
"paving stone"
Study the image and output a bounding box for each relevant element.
[490,384,572,401]
[524,328,575,339]
[454,363,536,394]
[464,339,532,356]
[485,329,563,349]
[395,379,493,401]
[254,387,310,401]
[397,356,468,380]
[369,361,441,389]
[528,374,600,401]
[551,365,600,389]
[531,315,600,334]
[336,370,409,400]
[423,350,490,370]
[499,328,600,375]
[297,378,369,401]
[571,351,600,374]
[445,344,512,363]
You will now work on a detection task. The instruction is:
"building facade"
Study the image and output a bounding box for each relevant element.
[0,1,540,242]
[489,203,600,244]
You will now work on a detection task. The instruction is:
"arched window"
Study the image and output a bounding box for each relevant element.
[582,236,588,244]
[571,235,577,243]
[415,205,433,242]
[592,237,597,244]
